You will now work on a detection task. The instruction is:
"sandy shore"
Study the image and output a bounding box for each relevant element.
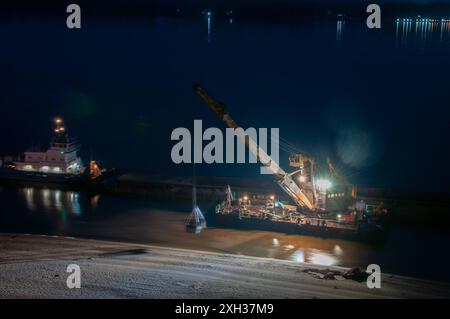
[1,234,449,299]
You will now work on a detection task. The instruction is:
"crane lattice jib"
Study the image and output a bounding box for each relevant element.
[193,84,315,211]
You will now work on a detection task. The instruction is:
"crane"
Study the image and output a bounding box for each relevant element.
[193,84,316,211]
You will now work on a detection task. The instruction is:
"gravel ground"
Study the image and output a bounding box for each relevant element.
[1,234,450,299]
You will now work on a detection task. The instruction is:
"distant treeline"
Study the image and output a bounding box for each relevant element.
[1,1,450,21]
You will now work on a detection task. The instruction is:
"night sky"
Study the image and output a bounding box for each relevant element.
[1,1,450,192]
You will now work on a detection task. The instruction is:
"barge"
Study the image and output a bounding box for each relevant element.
[193,84,388,242]
[212,187,387,242]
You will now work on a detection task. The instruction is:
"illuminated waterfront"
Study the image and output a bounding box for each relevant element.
[395,17,450,47]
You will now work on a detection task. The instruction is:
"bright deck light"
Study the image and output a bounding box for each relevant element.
[316,179,332,191]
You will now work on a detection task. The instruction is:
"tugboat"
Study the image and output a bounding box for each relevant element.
[0,117,113,185]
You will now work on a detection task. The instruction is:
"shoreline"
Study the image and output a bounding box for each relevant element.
[1,233,450,299]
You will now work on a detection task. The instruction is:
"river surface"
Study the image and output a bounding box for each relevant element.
[1,14,450,190]
[1,185,450,283]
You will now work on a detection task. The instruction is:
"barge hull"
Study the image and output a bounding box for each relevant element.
[212,213,386,242]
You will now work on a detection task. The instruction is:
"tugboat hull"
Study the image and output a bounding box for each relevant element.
[0,167,88,185]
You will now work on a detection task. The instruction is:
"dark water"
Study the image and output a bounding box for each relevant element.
[1,15,450,191]
[1,185,450,283]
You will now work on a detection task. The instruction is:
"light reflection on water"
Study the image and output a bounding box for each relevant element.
[21,187,84,221]
[396,18,450,47]
[291,249,305,263]
[272,237,338,266]
[308,250,338,266]
[203,10,213,43]
[336,20,344,42]
[272,236,337,266]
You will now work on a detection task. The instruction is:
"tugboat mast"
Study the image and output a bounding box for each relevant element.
[53,117,66,135]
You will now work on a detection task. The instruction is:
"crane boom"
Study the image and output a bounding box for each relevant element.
[193,84,315,211]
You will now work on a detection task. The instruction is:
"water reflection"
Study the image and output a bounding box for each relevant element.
[272,238,280,247]
[202,10,213,43]
[91,194,100,208]
[24,187,35,211]
[226,10,234,25]
[287,245,338,266]
[333,244,343,256]
[336,20,344,42]
[271,237,342,266]
[396,18,450,47]
[21,187,83,218]
[308,250,338,266]
[291,249,305,263]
